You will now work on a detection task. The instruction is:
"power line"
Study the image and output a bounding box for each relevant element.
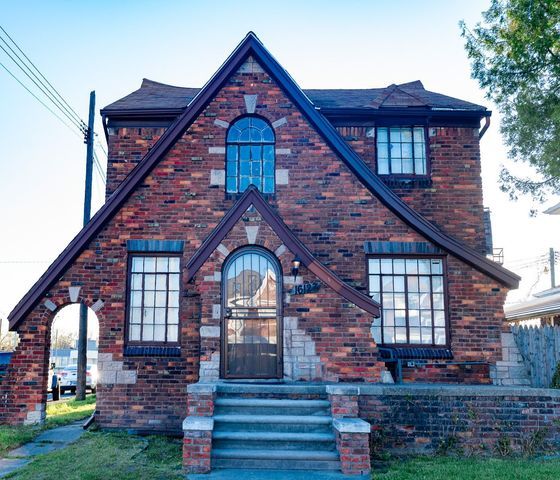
[94,135,108,156]
[0,26,86,131]
[0,40,85,134]
[0,60,82,138]
[93,150,106,185]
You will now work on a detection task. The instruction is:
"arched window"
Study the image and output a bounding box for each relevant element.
[226,116,275,194]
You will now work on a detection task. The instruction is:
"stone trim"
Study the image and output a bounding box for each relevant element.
[272,117,287,128]
[276,169,289,185]
[183,416,214,431]
[245,225,259,244]
[43,300,57,312]
[244,94,258,114]
[283,316,324,381]
[208,146,226,154]
[68,286,81,303]
[91,299,105,312]
[333,417,371,433]
[186,383,217,394]
[357,383,560,397]
[210,169,225,186]
[214,119,230,129]
[200,326,220,338]
[97,352,137,385]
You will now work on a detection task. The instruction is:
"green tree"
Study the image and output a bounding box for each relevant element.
[461,0,560,204]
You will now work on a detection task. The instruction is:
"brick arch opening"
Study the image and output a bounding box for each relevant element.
[1,298,103,425]
[49,303,99,398]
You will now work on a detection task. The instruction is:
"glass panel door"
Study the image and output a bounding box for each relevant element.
[222,249,281,378]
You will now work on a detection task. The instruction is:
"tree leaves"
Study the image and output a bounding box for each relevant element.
[461,0,560,202]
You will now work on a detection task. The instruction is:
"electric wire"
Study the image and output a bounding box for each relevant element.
[0,60,82,139]
[0,25,85,129]
[0,26,108,186]
[0,40,85,133]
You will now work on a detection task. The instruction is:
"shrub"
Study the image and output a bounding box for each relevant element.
[551,362,560,389]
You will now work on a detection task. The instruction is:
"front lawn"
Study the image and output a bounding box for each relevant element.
[0,395,95,455]
[376,456,560,479]
[3,428,559,480]
[5,431,183,480]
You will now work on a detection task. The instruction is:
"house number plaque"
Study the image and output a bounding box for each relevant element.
[290,281,322,295]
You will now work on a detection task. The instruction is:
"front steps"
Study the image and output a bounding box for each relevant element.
[211,385,340,471]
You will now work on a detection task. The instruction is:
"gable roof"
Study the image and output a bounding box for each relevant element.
[185,186,380,317]
[101,77,487,116]
[9,32,518,330]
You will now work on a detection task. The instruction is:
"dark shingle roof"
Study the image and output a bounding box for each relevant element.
[102,78,486,114]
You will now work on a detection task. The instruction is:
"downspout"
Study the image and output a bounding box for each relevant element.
[479,114,491,140]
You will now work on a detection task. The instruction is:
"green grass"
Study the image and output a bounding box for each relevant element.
[45,395,96,428]
[376,456,560,479]
[5,431,183,480]
[0,395,95,456]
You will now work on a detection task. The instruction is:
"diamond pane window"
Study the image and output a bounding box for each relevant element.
[376,126,427,176]
[368,257,447,345]
[226,116,275,194]
[128,255,181,344]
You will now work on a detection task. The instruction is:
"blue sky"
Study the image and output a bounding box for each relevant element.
[1,1,558,331]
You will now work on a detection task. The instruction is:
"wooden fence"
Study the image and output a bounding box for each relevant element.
[511,325,560,388]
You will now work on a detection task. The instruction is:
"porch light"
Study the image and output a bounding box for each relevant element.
[291,256,301,282]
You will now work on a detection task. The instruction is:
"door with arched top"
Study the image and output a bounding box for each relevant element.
[222,247,282,379]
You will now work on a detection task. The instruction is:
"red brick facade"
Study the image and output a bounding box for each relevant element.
[2,37,515,432]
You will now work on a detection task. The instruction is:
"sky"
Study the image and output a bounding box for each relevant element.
[1,1,558,336]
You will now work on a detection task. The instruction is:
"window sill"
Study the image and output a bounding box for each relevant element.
[124,345,181,357]
[379,176,432,189]
[378,346,453,360]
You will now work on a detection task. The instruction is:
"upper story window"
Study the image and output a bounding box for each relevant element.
[226,116,275,194]
[368,257,447,346]
[127,255,181,345]
[376,127,427,176]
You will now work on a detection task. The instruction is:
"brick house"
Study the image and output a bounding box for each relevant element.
[3,33,523,473]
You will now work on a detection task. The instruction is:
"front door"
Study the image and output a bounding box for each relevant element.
[222,247,282,379]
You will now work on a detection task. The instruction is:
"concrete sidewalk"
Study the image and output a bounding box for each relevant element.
[189,470,369,479]
[0,423,85,478]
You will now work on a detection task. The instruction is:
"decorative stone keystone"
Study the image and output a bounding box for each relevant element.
[68,286,81,303]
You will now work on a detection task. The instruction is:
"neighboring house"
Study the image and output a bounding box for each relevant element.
[2,33,519,455]
[505,286,560,326]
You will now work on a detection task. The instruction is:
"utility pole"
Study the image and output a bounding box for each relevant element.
[76,91,95,401]
[550,247,556,289]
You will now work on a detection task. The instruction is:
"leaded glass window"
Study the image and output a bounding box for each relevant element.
[376,127,427,176]
[368,257,447,345]
[128,256,181,344]
[226,116,275,193]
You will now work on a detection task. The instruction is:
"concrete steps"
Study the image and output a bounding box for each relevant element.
[211,387,339,470]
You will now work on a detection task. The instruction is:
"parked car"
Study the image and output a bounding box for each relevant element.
[59,364,97,394]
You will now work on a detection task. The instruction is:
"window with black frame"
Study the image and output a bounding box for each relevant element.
[226,116,275,194]
[368,257,447,346]
[376,126,427,176]
[127,256,180,344]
